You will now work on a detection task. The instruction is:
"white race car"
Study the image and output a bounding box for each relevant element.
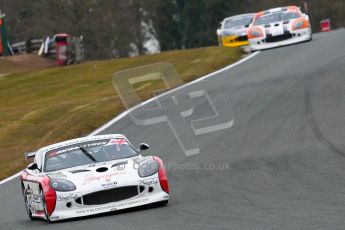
[217,13,255,47]
[20,134,169,222]
[248,6,312,51]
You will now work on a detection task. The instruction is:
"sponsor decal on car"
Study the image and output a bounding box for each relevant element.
[50,216,59,221]
[75,198,149,215]
[82,141,108,148]
[57,192,82,201]
[30,196,43,212]
[82,171,126,185]
[55,141,108,155]
[40,135,126,153]
[101,181,118,189]
[32,193,41,202]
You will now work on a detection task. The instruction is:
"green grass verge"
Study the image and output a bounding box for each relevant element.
[0,46,242,179]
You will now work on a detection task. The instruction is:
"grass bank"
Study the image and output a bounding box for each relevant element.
[0,46,242,179]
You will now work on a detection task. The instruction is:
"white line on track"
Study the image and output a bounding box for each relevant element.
[0,51,260,186]
[0,172,21,186]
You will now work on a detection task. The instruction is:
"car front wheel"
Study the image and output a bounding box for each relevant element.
[21,183,33,219]
[39,187,51,223]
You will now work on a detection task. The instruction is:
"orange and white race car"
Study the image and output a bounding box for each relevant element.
[248,6,312,51]
[217,13,255,47]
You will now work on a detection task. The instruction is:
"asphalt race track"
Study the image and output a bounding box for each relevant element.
[2,29,345,230]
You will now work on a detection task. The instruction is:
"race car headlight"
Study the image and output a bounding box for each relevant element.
[293,19,308,30]
[50,178,76,192]
[138,160,159,178]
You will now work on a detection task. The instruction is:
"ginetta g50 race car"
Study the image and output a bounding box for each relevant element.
[248,6,312,51]
[217,13,255,47]
[19,134,169,222]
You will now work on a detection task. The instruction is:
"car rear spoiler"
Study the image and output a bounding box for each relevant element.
[24,151,37,161]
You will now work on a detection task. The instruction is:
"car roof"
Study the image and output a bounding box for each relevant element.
[222,13,255,22]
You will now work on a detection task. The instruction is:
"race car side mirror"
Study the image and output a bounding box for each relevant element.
[138,143,150,152]
[27,162,39,171]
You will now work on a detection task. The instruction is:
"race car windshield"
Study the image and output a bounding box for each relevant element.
[223,16,253,29]
[254,11,300,25]
[44,139,138,172]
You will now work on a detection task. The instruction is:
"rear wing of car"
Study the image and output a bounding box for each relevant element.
[24,151,37,162]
